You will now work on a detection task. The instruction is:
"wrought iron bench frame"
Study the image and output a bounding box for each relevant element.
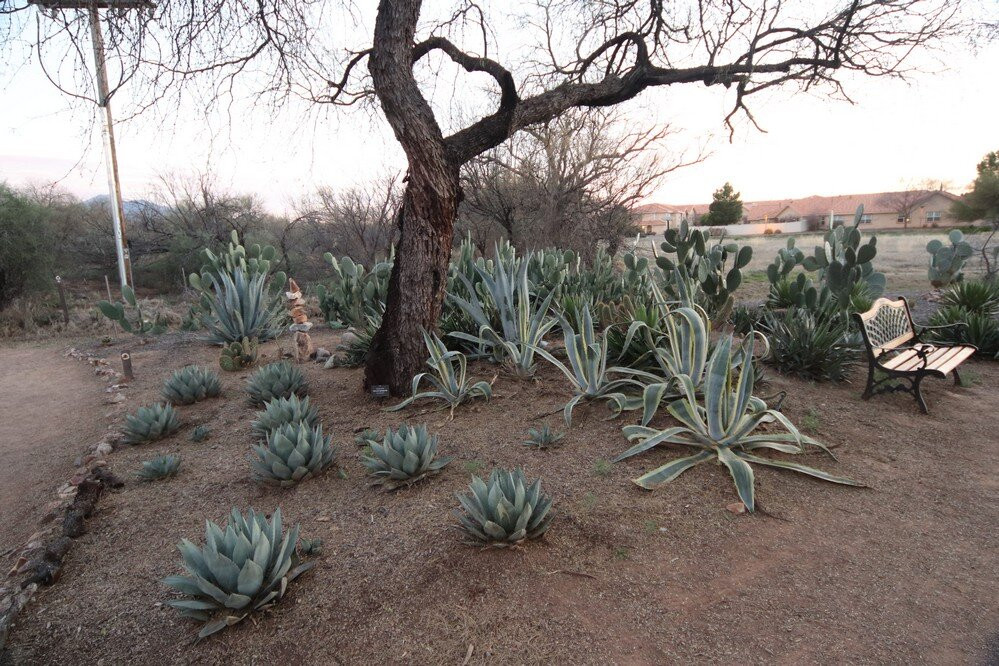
[853,297,976,414]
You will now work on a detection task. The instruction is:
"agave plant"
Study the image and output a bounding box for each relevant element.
[360,424,453,488]
[246,362,307,406]
[162,366,222,405]
[522,425,565,449]
[162,507,314,639]
[353,428,381,447]
[761,306,855,381]
[938,279,999,316]
[387,331,492,414]
[200,267,285,344]
[250,395,320,439]
[190,425,211,442]
[298,537,323,556]
[137,454,181,481]
[447,256,558,376]
[250,422,336,487]
[454,468,554,547]
[533,306,656,426]
[123,403,181,444]
[614,336,864,512]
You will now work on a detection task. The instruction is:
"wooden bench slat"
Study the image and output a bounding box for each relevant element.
[932,346,976,375]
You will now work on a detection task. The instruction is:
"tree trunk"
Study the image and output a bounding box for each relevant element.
[364,167,460,393]
[364,0,461,394]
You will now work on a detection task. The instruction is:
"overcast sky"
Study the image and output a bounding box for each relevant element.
[2,5,997,214]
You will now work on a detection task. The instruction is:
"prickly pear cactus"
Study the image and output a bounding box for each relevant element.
[766,237,805,286]
[219,336,259,371]
[927,229,974,287]
[800,205,885,308]
[97,285,168,335]
[188,230,287,294]
[317,251,391,329]
[655,220,752,319]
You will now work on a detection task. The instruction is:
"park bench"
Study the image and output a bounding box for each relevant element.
[853,297,976,414]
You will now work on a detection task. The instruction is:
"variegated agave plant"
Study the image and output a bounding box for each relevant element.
[455,468,554,547]
[533,305,657,427]
[614,335,863,512]
[387,331,492,415]
[162,508,314,639]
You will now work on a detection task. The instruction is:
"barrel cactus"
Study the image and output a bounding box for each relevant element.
[245,362,307,406]
[360,424,453,489]
[162,366,222,405]
[123,403,181,444]
[137,454,181,481]
[162,507,314,639]
[219,336,258,372]
[250,395,320,439]
[250,422,335,487]
[927,229,974,287]
[455,468,554,547]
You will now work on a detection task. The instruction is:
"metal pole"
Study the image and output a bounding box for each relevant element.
[55,275,70,324]
[88,5,132,292]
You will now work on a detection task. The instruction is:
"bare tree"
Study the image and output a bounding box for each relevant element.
[461,108,696,256]
[4,0,961,392]
[299,176,400,265]
[878,184,934,229]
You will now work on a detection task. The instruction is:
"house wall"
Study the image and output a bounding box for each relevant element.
[691,219,809,236]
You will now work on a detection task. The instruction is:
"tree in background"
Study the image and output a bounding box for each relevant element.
[0,184,54,308]
[459,108,691,257]
[5,0,961,393]
[701,183,744,226]
[953,150,999,278]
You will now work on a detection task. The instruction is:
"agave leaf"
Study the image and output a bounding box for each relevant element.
[631,449,715,489]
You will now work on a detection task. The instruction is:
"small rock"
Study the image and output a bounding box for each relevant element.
[95,442,113,456]
[104,393,126,404]
[726,501,746,514]
[314,348,332,363]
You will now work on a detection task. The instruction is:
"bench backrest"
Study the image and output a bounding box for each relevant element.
[854,297,916,356]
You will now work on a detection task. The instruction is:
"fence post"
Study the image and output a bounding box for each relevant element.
[121,352,134,382]
[55,275,70,324]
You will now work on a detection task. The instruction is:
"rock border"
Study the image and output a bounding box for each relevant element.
[0,348,127,651]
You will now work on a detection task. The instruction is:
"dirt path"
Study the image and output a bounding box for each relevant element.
[0,343,107,558]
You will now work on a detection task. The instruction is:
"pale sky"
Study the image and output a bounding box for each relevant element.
[2,7,998,214]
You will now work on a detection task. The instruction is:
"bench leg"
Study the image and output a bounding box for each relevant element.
[861,365,876,400]
[952,368,962,387]
[913,374,929,414]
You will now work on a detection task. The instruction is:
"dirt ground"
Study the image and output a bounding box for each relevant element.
[2,327,997,665]
[0,343,109,558]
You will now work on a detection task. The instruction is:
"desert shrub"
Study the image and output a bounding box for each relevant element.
[162,507,314,639]
[0,184,53,308]
[762,306,855,381]
[455,468,554,547]
[123,403,181,444]
[246,362,307,406]
[359,424,453,488]
[928,306,999,356]
[162,366,222,405]
[250,421,336,487]
[615,335,863,511]
[938,280,999,316]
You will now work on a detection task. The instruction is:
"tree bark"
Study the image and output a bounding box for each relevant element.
[364,0,461,394]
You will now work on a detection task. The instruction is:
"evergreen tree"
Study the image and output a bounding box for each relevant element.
[702,182,744,226]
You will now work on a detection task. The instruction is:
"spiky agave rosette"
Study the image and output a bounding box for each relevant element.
[162,366,222,405]
[250,395,320,440]
[455,468,554,547]
[249,422,335,487]
[360,424,453,489]
[123,403,181,444]
[162,508,314,639]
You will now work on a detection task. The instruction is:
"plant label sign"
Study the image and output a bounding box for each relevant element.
[370,385,390,398]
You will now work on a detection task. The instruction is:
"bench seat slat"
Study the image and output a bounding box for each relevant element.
[931,346,976,375]
[881,344,974,373]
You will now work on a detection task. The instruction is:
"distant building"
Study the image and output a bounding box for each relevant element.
[632,190,969,234]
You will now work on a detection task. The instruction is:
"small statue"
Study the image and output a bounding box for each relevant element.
[285,278,314,361]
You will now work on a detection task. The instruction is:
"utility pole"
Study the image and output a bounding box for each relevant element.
[31,1,154,293]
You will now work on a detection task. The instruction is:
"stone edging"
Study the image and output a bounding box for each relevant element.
[0,348,127,651]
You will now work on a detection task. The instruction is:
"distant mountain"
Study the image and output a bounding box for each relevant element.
[84,195,165,216]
